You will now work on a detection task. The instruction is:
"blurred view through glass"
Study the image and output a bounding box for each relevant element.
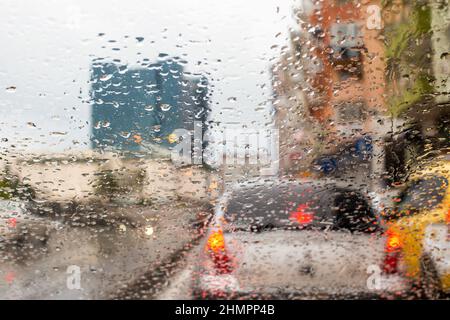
[0,0,449,300]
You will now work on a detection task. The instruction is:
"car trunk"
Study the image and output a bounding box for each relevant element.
[224,229,385,294]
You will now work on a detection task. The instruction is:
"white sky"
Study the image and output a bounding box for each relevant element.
[0,0,298,154]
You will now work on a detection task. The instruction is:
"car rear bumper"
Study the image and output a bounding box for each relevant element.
[194,274,413,300]
[376,274,412,292]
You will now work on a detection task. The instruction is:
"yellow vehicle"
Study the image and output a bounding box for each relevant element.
[381,152,450,298]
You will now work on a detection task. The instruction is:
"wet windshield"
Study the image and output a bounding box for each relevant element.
[1,0,449,302]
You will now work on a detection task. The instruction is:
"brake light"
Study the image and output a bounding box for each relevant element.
[206,228,233,274]
[7,218,17,228]
[207,229,225,253]
[386,232,401,252]
[290,204,314,225]
[382,230,402,274]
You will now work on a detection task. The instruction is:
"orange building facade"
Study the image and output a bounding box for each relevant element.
[273,0,387,176]
[303,0,386,142]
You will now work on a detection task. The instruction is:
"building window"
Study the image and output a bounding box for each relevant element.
[329,23,364,80]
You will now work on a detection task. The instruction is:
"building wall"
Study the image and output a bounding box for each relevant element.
[1,152,218,204]
[90,57,209,155]
[273,0,386,176]
[307,1,386,143]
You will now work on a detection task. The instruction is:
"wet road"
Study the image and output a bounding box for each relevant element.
[156,246,199,300]
[0,202,209,299]
[1,202,444,300]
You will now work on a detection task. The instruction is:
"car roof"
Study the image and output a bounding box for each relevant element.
[227,178,367,194]
[411,153,450,179]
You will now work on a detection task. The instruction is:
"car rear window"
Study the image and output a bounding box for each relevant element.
[392,175,448,219]
[223,183,377,233]
[333,191,379,233]
[224,183,330,231]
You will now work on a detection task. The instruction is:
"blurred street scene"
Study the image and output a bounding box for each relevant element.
[0,0,449,300]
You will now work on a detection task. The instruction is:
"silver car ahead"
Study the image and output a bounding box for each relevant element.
[193,180,409,299]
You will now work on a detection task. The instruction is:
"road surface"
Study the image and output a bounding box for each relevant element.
[0,201,209,299]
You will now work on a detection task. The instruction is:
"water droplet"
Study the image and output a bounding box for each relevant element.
[145,105,154,111]
[118,65,128,74]
[228,97,237,102]
[145,226,154,236]
[100,74,112,81]
[119,131,131,139]
[6,86,16,93]
[50,131,67,136]
[161,104,171,111]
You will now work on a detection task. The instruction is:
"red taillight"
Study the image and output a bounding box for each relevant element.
[289,204,314,225]
[7,218,17,228]
[382,252,400,274]
[385,232,401,252]
[382,230,402,274]
[207,230,225,253]
[206,229,233,274]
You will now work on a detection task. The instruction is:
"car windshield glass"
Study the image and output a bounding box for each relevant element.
[2,0,450,302]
